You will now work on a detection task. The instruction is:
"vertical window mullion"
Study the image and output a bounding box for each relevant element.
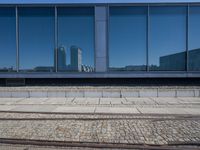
[16,6,19,72]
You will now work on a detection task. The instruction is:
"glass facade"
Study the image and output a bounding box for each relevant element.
[19,7,54,72]
[149,6,187,71]
[0,7,16,72]
[58,7,94,72]
[189,6,200,71]
[109,7,147,71]
[0,4,199,74]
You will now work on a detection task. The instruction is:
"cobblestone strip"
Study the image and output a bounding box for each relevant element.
[0,114,200,145]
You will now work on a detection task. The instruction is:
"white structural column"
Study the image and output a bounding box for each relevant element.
[95,6,108,72]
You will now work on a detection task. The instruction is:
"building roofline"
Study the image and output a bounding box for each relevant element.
[0,0,200,5]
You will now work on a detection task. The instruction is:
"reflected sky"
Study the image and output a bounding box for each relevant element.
[58,7,94,67]
[19,7,54,70]
[149,6,186,68]
[0,8,16,70]
[0,6,200,71]
[109,6,147,69]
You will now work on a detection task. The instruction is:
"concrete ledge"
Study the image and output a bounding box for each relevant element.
[139,90,158,97]
[158,90,176,97]
[11,91,29,98]
[102,91,121,98]
[0,88,199,98]
[121,91,139,97]
[0,92,11,98]
[176,90,195,97]
[84,91,103,97]
[66,91,84,98]
[29,92,48,98]
[47,92,66,98]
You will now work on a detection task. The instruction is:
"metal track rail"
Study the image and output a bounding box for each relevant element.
[0,138,200,150]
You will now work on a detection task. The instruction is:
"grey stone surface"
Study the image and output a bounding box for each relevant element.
[11,92,29,98]
[16,98,48,104]
[52,106,95,113]
[158,90,176,97]
[45,98,67,105]
[0,113,200,146]
[0,92,11,98]
[194,90,200,97]
[176,90,195,97]
[0,97,199,115]
[84,91,102,97]
[29,92,48,98]
[95,107,139,114]
[0,98,24,105]
[47,92,66,98]
[103,91,121,98]
[66,91,84,98]
[11,105,57,112]
[126,98,155,105]
[0,105,16,111]
[137,108,170,114]
[121,91,139,97]
[151,97,181,105]
[139,90,158,97]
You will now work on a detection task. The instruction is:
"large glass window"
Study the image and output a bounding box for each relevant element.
[189,6,200,71]
[19,7,54,72]
[109,7,147,71]
[0,7,16,72]
[58,7,94,72]
[149,6,187,71]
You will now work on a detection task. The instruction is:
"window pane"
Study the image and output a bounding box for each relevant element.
[149,6,186,71]
[189,6,200,71]
[109,7,147,71]
[0,8,16,72]
[19,7,54,72]
[58,7,94,72]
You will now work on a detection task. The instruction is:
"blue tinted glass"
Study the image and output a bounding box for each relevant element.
[0,8,16,72]
[58,7,94,72]
[109,7,147,71]
[189,6,200,71]
[19,7,54,72]
[149,6,186,71]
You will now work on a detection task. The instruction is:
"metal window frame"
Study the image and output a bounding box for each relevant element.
[56,5,95,73]
[0,3,200,78]
[107,3,198,73]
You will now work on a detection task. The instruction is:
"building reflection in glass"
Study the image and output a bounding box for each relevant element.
[34,45,94,72]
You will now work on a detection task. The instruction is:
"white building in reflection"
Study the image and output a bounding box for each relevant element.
[70,46,82,72]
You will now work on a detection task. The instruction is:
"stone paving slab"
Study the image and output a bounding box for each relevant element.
[0,98,24,105]
[95,107,139,114]
[73,98,99,105]
[126,97,156,105]
[99,98,127,105]
[44,98,68,105]
[0,97,199,115]
[11,105,57,112]
[16,98,48,105]
[137,108,170,114]
[150,97,182,105]
[52,106,95,113]
[0,144,111,150]
[0,105,16,111]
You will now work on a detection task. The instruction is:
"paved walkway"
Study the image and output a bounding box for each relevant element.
[0,97,200,149]
[0,97,200,115]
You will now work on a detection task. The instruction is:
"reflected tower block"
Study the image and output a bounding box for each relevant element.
[58,46,67,70]
[70,46,82,72]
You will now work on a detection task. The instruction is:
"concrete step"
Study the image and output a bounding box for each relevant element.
[0,86,199,98]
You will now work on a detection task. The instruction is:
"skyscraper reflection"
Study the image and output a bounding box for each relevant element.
[58,45,67,70]
[70,46,82,72]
